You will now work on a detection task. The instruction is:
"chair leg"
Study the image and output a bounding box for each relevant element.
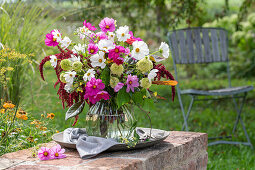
[231,93,253,148]
[182,96,195,131]
[177,88,189,131]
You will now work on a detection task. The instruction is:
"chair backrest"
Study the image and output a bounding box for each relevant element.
[168,27,228,64]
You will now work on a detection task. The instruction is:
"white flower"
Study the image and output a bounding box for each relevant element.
[108,32,115,42]
[63,71,76,84]
[90,51,106,69]
[72,43,86,54]
[159,42,169,58]
[131,41,149,60]
[148,69,158,83]
[97,39,115,52]
[64,83,72,92]
[83,69,95,81]
[50,55,57,68]
[61,36,72,49]
[52,29,62,42]
[69,55,80,63]
[116,26,131,42]
[77,26,92,40]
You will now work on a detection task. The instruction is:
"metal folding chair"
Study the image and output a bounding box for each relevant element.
[167,27,254,148]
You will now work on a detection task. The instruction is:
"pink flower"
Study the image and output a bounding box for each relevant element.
[51,144,66,159]
[38,147,52,160]
[83,20,97,31]
[114,82,124,92]
[108,46,126,65]
[45,30,59,47]
[88,44,98,55]
[126,31,142,45]
[108,46,125,59]
[125,47,130,56]
[126,75,139,93]
[84,78,107,104]
[96,32,107,41]
[99,17,115,32]
[95,91,110,101]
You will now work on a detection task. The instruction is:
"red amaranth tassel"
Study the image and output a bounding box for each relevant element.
[39,56,51,81]
[72,115,79,126]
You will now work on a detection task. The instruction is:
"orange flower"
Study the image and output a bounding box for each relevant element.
[0,109,5,114]
[56,130,59,133]
[152,80,178,86]
[47,113,55,120]
[27,136,34,143]
[30,119,41,125]
[3,102,15,109]
[40,126,47,131]
[16,109,28,120]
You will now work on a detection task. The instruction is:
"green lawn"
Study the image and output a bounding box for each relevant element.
[22,67,255,169]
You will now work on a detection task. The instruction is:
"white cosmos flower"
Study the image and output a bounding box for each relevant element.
[131,41,149,60]
[148,69,158,83]
[72,43,86,54]
[52,29,62,42]
[61,36,72,49]
[50,55,57,68]
[64,83,72,93]
[98,40,115,52]
[159,42,170,58]
[69,55,80,63]
[108,32,115,42]
[90,51,106,69]
[63,71,76,84]
[116,25,131,42]
[83,69,95,81]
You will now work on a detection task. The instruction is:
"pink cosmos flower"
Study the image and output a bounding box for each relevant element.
[126,31,143,45]
[88,44,98,55]
[114,82,124,92]
[108,46,125,59]
[38,147,52,160]
[99,17,115,32]
[51,144,66,159]
[126,75,139,93]
[45,30,59,47]
[125,47,130,56]
[85,78,105,96]
[95,91,110,101]
[96,32,108,41]
[83,20,97,31]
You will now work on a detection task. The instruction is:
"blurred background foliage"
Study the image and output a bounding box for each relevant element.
[1,0,255,168]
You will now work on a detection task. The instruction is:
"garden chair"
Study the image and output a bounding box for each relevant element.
[167,27,254,148]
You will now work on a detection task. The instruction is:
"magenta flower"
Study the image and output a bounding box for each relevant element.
[85,78,105,96]
[45,30,59,47]
[99,17,115,32]
[51,144,66,159]
[114,82,124,92]
[125,47,130,56]
[96,32,107,41]
[95,91,110,101]
[38,147,52,161]
[88,44,98,55]
[108,46,125,59]
[126,75,139,93]
[83,20,97,31]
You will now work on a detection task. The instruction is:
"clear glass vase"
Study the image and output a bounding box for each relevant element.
[84,101,135,141]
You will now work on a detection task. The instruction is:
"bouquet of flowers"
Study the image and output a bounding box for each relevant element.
[39,17,177,139]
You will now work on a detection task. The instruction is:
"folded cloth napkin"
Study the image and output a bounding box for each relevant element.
[63,128,120,159]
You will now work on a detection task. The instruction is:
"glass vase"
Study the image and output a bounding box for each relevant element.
[84,101,135,141]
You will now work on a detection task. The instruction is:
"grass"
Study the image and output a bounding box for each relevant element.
[20,66,255,169]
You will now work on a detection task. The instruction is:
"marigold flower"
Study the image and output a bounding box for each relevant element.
[31,119,42,125]
[47,113,55,119]
[16,109,28,120]
[3,102,15,109]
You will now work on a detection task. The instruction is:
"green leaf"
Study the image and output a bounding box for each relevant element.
[132,89,146,106]
[100,66,110,86]
[143,98,155,112]
[117,87,131,108]
[65,101,85,121]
